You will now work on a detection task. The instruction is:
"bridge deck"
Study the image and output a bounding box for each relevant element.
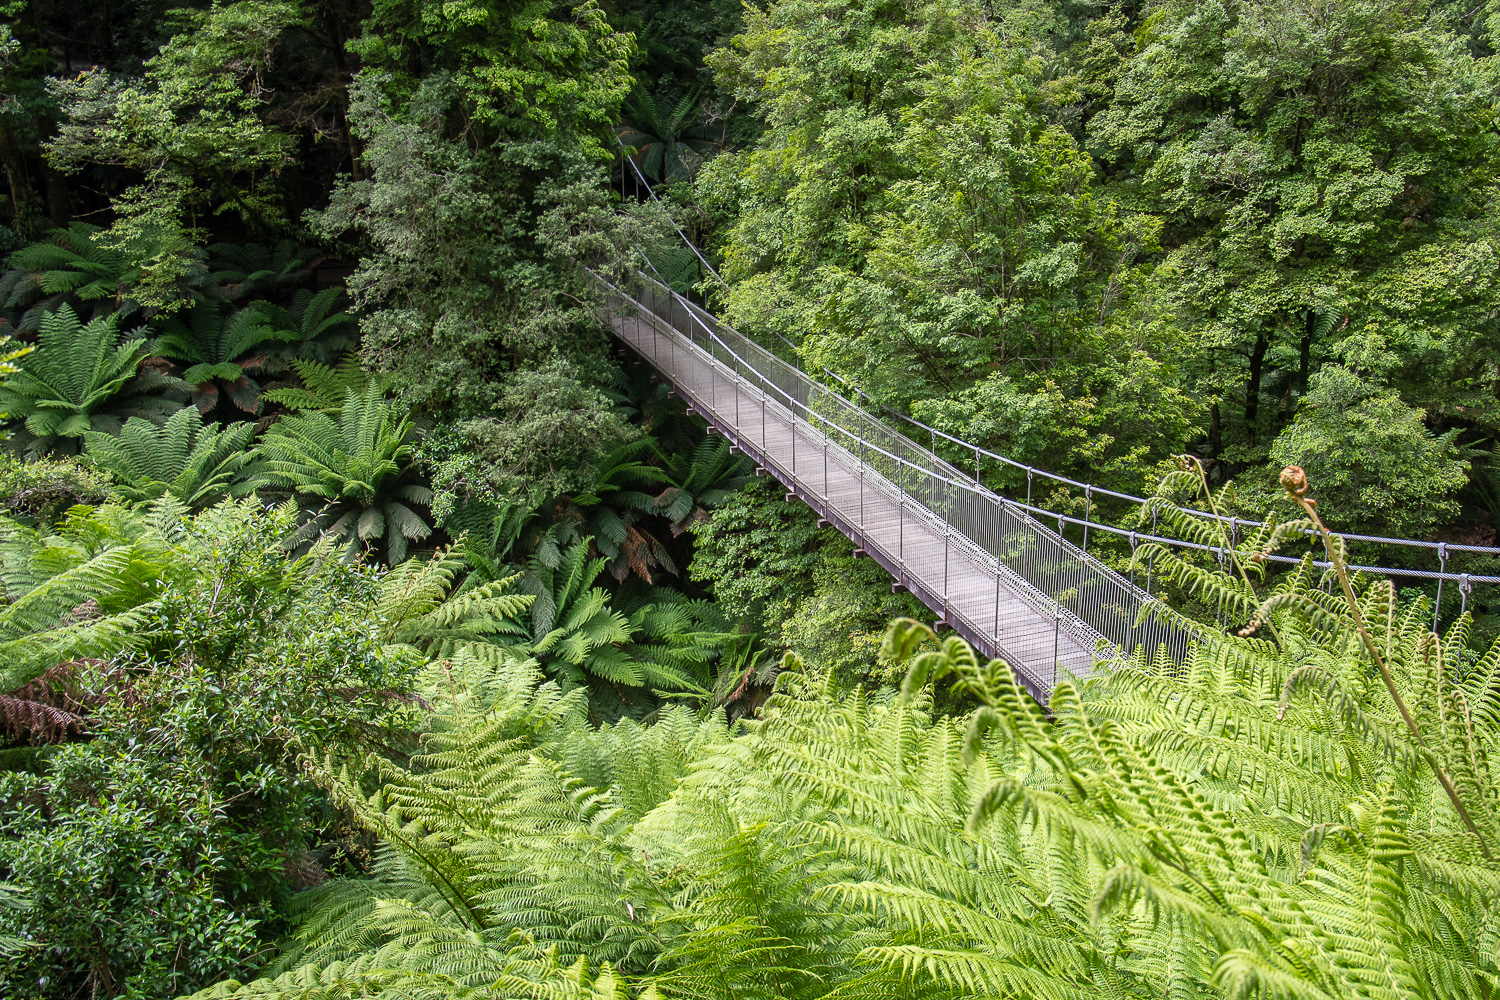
[609,301,1096,696]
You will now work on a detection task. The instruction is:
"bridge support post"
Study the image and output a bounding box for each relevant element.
[994,559,1002,645]
[791,404,797,492]
[822,434,829,502]
[897,456,905,576]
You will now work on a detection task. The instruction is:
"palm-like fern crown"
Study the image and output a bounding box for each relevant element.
[519,540,635,690]
[0,305,182,456]
[207,240,315,300]
[82,407,259,506]
[478,541,723,701]
[152,300,303,414]
[0,500,193,689]
[654,437,754,530]
[375,545,533,661]
[5,305,142,416]
[264,383,414,504]
[620,87,717,182]
[549,438,676,585]
[251,288,358,362]
[260,383,432,562]
[0,223,144,332]
[262,355,380,414]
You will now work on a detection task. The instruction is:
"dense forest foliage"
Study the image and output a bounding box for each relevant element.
[1,0,1500,996]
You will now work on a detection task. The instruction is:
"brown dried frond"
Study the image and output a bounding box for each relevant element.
[282,845,328,891]
[0,696,90,745]
[65,599,100,623]
[0,660,108,745]
[623,525,654,584]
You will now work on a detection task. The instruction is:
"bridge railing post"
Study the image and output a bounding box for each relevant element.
[791,397,798,491]
[1053,600,1061,687]
[897,455,905,581]
[994,547,1002,647]
[858,435,866,536]
[822,432,829,505]
[1435,542,1449,631]
[943,487,950,611]
[761,387,767,461]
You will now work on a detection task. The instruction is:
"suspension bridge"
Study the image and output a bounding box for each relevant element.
[598,270,1184,699]
[604,158,1500,701]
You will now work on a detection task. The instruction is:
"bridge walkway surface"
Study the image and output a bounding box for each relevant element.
[597,273,1183,699]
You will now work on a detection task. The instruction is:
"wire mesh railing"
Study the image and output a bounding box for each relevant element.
[598,268,1194,694]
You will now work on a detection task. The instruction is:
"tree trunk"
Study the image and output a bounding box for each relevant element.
[0,124,43,239]
[1298,311,1313,398]
[1244,330,1269,446]
[43,162,69,227]
[321,4,364,181]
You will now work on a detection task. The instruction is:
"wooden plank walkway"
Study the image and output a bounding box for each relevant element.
[607,296,1101,698]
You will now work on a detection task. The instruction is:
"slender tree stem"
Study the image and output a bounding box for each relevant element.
[1284,474,1492,859]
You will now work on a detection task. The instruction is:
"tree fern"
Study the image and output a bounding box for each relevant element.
[375,544,533,660]
[547,437,675,585]
[654,436,755,533]
[0,223,148,332]
[620,86,717,183]
[0,305,185,457]
[207,240,316,300]
[257,383,432,563]
[194,502,1500,1000]
[152,299,301,415]
[508,542,732,698]
[0,506,175,686]
[252,288,359,363]
[83,407,259,506]
[262,356,381,414]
